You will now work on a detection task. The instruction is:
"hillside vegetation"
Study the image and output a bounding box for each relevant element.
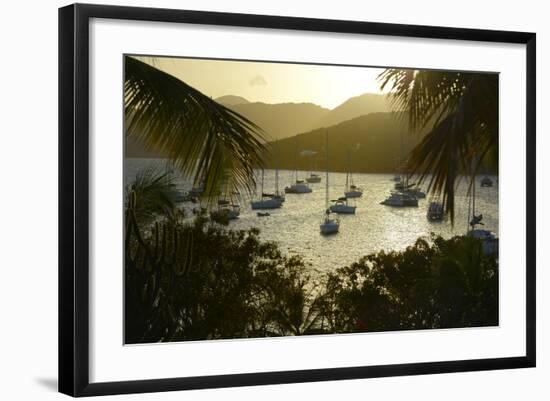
[264,112,423,173]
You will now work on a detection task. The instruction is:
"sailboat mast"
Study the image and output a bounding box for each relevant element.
[294,136,298,183]
[472,168,476,218]
[261,169,264,199]
[274,142,279,195]
[326,130,329,210]
[275,167,279,195]
[468,158,476,232]
[346,149,350,191]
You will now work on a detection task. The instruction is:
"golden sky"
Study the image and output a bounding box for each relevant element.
[136,56,389,109]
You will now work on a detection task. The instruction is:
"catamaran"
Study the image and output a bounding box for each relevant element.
[320,130,340,234]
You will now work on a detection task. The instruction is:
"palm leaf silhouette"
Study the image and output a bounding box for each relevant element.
[125,57,267,198]
[379,69,498,222]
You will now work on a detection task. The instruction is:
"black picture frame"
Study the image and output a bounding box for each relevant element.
[59,3,536,397]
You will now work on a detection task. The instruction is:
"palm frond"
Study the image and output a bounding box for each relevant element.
[379,69,498,222]
[124,57,267,198]
[125,167,177,224]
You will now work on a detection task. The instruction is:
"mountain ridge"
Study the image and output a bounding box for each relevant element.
[125,92,401,161]
[220,92,392,141]
[263,111,422,174]
[215,95,250,106]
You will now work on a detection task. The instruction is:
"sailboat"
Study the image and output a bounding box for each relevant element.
[251,169,283,210]
[481,177,493,187]
[212,198,240,220]
[284,164,313,193]
[380,190,419,207]
[306,153,322,183]
[406,186,426,199]
[264,167,286,201]
[285,140,313,193]
[381,163,418,206]
[320,130,340,234]
[391,157,402,182]
[467,167,498,255]
[344,150,363,198]
[330,196,356,214]
[306,173,322,183]
[480,162,494,187]
[272,164,285,202]
[381,132,419,207]
[211,177,240,220]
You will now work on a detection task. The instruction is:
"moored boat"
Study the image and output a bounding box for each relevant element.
[285,180,312,194]
[380,191,418,207]
[320,130,340,235]
[306,173,322,183]
[251,170,283,210]
[467,167,498,255]
[329,197,356,214]
[481,176,493,187]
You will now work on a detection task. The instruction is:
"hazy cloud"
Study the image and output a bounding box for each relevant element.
[249,75,267,86]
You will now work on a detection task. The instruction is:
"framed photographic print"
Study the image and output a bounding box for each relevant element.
[58,3,536,397]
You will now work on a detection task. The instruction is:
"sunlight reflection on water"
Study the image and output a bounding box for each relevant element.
[125,159,499,273]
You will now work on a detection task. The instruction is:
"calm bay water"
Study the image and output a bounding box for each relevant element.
[125,158,499,273]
